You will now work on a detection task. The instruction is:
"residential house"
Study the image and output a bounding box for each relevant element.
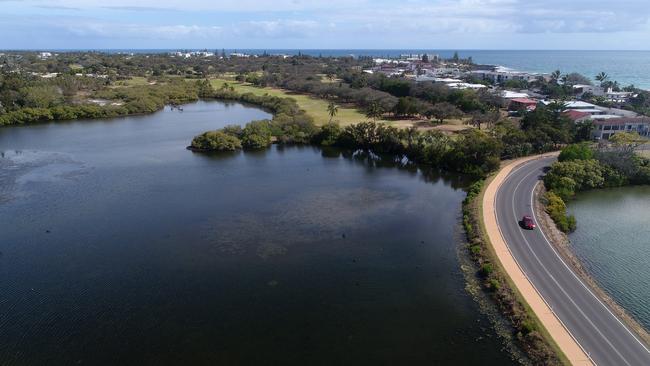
[509,98,538,112]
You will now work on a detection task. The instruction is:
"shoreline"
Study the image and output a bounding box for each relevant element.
[534,183,650,346]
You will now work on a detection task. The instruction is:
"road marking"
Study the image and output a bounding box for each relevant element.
[529,176,650,356]
[493,159,596,365]
[503,158,650,358]
[510,166,631,366]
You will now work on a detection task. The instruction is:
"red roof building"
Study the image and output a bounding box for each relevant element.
[563,110,591,122]
[508,98,538,111]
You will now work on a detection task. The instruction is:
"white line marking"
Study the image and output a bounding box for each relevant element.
[494,168,597,366]
[511,167,630,366]
[529,178,650,356]
[496,156,650,364]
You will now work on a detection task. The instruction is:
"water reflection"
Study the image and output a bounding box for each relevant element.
[0,101,512,366]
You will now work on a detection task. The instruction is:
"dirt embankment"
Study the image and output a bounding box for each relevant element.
[534,183,650,347]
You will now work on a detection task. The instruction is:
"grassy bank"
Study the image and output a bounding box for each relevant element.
[209,79,376,126]
[463,177,569,365]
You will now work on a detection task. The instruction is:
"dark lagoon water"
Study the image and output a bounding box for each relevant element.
[0,101,514,365]
[568,186,650,331]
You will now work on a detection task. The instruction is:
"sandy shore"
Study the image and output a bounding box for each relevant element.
[482,154,593,366]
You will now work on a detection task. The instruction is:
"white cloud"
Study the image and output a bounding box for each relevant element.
[233,20,320,38]
[2,0,650,48]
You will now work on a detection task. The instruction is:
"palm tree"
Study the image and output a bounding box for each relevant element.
[327,102,339,123]
[550,70,562,84]
[595,72,609,87]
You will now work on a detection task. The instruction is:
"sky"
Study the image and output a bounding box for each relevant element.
[1,0,650,50]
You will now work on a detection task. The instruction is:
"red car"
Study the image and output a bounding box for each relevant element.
[521,215,536,230]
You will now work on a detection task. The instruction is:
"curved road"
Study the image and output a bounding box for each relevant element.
[495,156,650,365]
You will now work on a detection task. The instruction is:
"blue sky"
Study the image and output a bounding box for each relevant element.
[1,0,650,50]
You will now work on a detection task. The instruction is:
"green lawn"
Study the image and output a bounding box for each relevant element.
[209,79,380,126]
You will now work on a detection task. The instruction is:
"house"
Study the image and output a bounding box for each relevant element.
[604,88,636,103]
[470,67,541,84]
[502,90,530,99]
[592,118,650,140]
[540,100,605,116]
[563,110,591,123]
[509,98,538,112]
[446,82,487,90]
[572,84,602,97]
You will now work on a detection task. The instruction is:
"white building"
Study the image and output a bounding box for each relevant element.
[447,82,487,90]
[592,118,650,140]
[470,68,542,84]
[502,90,530,99]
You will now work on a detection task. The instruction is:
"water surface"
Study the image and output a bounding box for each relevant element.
[568,186,650,330]
[0,101,514,365]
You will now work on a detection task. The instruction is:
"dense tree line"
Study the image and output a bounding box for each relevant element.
[543,136,650,232]
[0,72,200,125]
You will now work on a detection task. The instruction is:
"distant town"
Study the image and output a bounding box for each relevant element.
[3,50,647,142]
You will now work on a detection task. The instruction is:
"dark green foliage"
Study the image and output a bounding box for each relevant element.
[427,101,461,123]
[544,160,606,199]
[0,75,200,126]
[191,131,242,151]
[393,97,420,117]
[270,112,318,144]
[447,129,502,176]
[558,142,594,161]
[312,122,342,146]
[195,79,215,98]
[241,120,273,149]
[480,263,494,277]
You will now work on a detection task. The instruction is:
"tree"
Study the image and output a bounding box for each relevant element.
[550,70,562,84]
[191,130,242,151]
[595,72,609,86]
[393,97,419,117]
[469,109,500,130]
[365,101,384,121]
[429,102,461,124]
[421,54,429,63]
[558,143,594,161]
[241,120,272,149]
[564,72,592,86]
[327,101,339,122]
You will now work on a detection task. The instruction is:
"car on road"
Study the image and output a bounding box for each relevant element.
[520,215,536,230]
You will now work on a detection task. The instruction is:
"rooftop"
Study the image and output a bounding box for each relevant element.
[502,90,529,99]
[510,98,538,104]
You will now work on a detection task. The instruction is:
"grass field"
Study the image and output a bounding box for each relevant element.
[209,79,382,126]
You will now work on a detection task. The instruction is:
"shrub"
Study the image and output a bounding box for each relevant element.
[488,278,501,291]
[480,262,494,277]
[241,120,272,149]
[191,130,242,151]
[544,192,576,233]
[558,143,594,162]
[313,122,342,146]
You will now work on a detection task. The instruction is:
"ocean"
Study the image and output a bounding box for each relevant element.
[78,49,650,90]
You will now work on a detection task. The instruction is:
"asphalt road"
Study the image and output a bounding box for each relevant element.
[495,156,650,366]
